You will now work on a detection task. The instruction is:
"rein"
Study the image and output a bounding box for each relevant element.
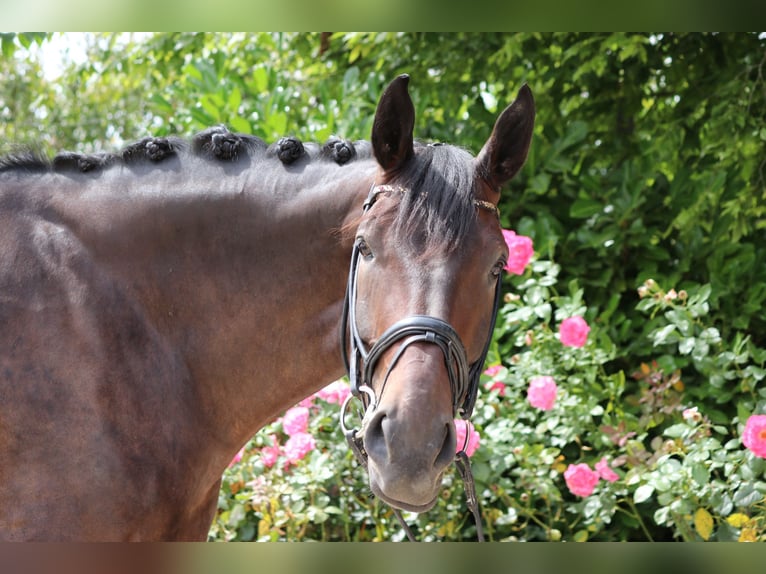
[339,182,503,542]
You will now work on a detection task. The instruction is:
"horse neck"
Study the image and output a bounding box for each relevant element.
[58,157,376,451]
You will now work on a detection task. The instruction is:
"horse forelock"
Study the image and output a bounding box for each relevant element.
[390,144,479,254]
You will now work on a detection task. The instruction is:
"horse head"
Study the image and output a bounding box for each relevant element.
[343,75,535,513]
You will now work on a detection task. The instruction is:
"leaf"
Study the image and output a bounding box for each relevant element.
[570,198,603,219]
[733,484,763,507]
[251,67,268,93]
[229,116,252,135]
[694,508,714,541]
[663,423,688,438]
[559,120,589,149]
[692,463,710,487]
[634,484,655,504]
[199,96,219,121]
[573,529,589,542]
[1,34,15,58]
[528,172,551,195]
[652,324,678,346]
[149,93,173,113]
[265,111,288,137]
[228,87,242,113]
[679,337,696,355]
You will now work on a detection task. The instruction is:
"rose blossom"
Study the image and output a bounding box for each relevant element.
[501,229,534,275]
[260,435,281,468]
[483,365,503,377]
[282,406,309,436]
[564,463,600,497]
[485,380,507,396]
[297,395,315,408]
[595,457,619,483]
[527,376,558,411]
[454,420,480,457]
[559,316,591,348]
[682,406,702,422]
[228,446,245,468]
[483,365,506,395]
[742,414,766,459]
[283,432,316,464]
[315,380,352,405]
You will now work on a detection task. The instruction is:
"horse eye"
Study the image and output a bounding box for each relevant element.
[491,259,506,277]
[357,238,374,259]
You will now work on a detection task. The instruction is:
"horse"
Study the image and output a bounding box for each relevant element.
[0,74,534,541]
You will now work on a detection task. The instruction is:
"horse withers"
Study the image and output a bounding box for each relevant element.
[0,75,534,540]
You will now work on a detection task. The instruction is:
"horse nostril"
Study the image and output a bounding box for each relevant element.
[434,421,456,469]
[364,410,388,460]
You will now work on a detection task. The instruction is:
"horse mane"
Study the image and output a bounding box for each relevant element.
[0,125,372,175]
[0,150,53,173]
[2,126,478,252]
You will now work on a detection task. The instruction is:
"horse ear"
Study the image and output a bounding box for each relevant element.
[371,74,415,172]
[475,84,535,192]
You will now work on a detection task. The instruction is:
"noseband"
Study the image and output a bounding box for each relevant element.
[339,183,503,541]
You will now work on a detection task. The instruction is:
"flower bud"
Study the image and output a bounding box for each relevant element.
[664,289,677,302]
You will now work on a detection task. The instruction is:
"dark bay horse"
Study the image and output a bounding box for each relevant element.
[0,75,534,540]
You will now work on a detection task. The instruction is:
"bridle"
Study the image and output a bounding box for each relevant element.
[339,182,504,542]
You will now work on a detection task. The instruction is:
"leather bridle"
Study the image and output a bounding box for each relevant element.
[339,182,503,541]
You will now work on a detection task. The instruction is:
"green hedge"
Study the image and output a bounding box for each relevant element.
[3,32,764,541]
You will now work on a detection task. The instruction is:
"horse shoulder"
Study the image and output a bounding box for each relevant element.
[0,186,210,539]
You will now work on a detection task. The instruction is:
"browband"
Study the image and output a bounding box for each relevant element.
[366,183,500,218]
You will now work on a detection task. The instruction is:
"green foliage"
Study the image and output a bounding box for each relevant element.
[3,32,765,541]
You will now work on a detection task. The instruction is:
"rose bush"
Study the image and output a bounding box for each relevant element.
[212,255,766,542]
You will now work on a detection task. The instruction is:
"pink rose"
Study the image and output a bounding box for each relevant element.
[228,446,245,468]
[501,229,534,275]
[527,376,557,411]
[595,457,619,483]
[485,380,506,396]
[260,434,281,468]
[454,420,480,457]
[315,381,352,405]
[564,463,600,497]
[559,316,591,348]
[298,395,315,409]
[282,406,309,436]
[483,364,503,377]
[283,432,316,464]
[742,414,766,459]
